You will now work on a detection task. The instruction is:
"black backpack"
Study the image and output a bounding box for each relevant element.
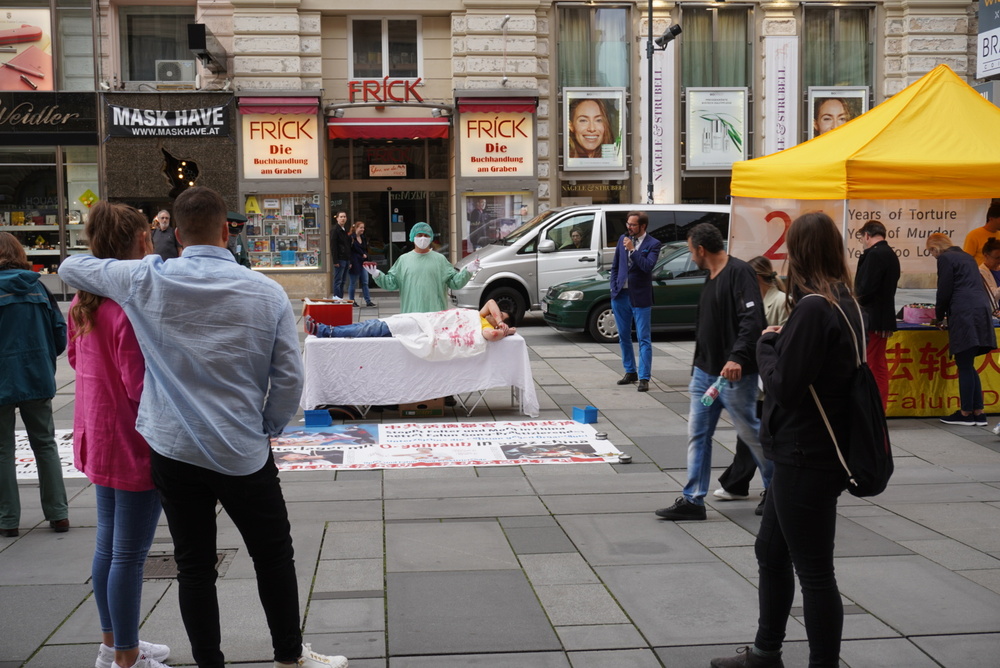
[807,296,894,497]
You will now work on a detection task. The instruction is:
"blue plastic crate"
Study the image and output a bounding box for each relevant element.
[303,409,332,427]
[572,405,598,424]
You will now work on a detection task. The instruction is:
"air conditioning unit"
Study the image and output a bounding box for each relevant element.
[155,59,196,83]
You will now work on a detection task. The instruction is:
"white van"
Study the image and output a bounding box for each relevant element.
[451,203,730,323]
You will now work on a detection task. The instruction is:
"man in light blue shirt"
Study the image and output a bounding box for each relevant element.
[59,187,346,668]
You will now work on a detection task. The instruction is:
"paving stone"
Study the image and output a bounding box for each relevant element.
[280,479,383,502]
[386,520,518,571]
[898,538,1000,570]
[959,567,1000,594]
[833,516,914,558]
[882,500,1000,552]
[597,563,807,646]
[305,597,385,634]
[566,648,663,667]
[519,553,601,586]
[499,515,558,528]
[655,641,812,667]
[558,513,717,565]
[522,463,615,477]
[384,495,549,520]
[0,585,92,663]
[386,571,560,655]
[320,529,383,560]
[836,555,1000,635]
[49,580,171,644]
[534,583,629,625]
[314,558,383,592]
[912,632,1000,668]
[302,631,385,660]
[543,492,682,515]
[555,624,647,651]
[527,471,674,495]
[505,526,577,554]
[389,653,570,667]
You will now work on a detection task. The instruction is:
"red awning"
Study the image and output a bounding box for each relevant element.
[457,97,537,114]
[327,117,451,140]
[239,97,319,115]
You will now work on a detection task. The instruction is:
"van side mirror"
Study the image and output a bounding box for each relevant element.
[538,239,556,253]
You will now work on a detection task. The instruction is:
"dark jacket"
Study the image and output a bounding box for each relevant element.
[757,285,859,472]
[935,246,997,357]
[331,223,351,263]
[151,227,180,261]
[855,239,900,332]
[0,269,67,405]
[349,233,369,275]
[693,256,765,376]
[609,233,662,308]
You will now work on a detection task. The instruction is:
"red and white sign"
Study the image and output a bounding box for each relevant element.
[369,164,406,178]
[242,113,319,179]
[460,111,534,177]
[348,77,424,103]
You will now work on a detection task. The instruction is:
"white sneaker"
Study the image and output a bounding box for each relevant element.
[97,642,170,668]
[712,488,750,501]
[119,652,169,668]
[274,643,348,668]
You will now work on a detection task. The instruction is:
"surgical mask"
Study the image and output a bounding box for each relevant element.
[414,236,432,250]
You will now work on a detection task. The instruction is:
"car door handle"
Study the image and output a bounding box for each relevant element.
[578,256,596,262]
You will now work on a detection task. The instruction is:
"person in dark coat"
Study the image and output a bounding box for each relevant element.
[926,232,997,426]
[712,211,855,668]
[854,220,901,408]
[608,211,661,393]
[347,221,374,307]
[330,210,351,298]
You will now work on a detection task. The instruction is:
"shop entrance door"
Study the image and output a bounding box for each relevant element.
[346,188,450,269]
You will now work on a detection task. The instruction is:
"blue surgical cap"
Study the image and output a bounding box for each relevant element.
[409,222,434,242]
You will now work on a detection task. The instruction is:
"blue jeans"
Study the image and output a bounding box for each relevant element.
[92,485,162,650]
[755,463,846,666]
[348,271,371,304]
[953,349,984,412]
[611,291,652,380]
[315,318,390,338]
[683,367,772,504]
[0,398,68,529]
[332,260,349,298]
[150,450,302,667]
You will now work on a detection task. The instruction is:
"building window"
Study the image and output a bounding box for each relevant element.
[349,17,420,80]
[118,5,195,82]
[680,5,752,88]
[557,4,630,88]
[802,5,872,88]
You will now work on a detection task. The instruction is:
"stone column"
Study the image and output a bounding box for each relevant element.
[231,0,307,90]
[883,0,974,95]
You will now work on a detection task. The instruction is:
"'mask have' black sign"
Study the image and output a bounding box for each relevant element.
[107,104,230,137]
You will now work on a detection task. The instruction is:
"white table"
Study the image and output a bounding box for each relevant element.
[300,334,540,417]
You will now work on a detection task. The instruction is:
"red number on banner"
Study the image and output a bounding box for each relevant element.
[763,211,791,260]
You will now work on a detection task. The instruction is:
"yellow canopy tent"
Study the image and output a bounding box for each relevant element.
[732,65,1000,200]
[729,65,997,283]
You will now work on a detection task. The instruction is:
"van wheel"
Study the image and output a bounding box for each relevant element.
[587,303,619,343]
[486,287,526,326]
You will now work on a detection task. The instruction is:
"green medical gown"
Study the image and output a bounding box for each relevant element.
[372,250,472,313]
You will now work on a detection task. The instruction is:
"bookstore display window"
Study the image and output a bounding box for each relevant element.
[244,194,323,270]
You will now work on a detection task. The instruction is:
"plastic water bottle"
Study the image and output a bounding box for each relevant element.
[701,376,727,406]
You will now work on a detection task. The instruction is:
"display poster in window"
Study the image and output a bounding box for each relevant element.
[0,9,52,91]
[462,192,532,257]
[241,113,320,179]
[807,87,868,140]
[563,88,626,172]
[460,111,534,177]
[685,88,748,171]
[243,193,323,271]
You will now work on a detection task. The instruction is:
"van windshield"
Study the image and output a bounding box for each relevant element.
[499,209,560,245]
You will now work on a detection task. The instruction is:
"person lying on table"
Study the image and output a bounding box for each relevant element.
[304,299,516,361]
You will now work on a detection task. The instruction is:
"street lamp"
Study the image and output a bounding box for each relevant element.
[646,10,681,204]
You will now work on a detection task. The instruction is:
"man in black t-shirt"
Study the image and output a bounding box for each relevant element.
[655,223,772,521]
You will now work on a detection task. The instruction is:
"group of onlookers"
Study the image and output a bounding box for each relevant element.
[330,210,374,307]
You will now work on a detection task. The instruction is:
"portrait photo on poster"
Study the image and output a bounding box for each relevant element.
[563,87,626,172]
[807,86,868,139]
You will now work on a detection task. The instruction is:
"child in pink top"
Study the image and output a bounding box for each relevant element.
[69,201,170,668]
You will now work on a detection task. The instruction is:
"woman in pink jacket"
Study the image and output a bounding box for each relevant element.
[69,202,170,668]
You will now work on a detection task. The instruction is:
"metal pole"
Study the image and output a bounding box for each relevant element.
[647,0,655,204]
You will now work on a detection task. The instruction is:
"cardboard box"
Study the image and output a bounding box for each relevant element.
[399,397,445,417]
[303,299,353,332]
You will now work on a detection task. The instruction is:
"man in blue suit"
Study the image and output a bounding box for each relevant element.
[610,211,662,392]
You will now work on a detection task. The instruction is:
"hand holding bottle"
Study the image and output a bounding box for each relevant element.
[701,376,727,406]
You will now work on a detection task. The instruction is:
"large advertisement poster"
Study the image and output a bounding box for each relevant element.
[807,87,868,139]
[241,112,319,179]
[763,37,798,155]
[563,87,626,171]
[0,9,52,91]
[685,88,747,170]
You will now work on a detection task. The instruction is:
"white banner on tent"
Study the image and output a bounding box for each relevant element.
[730,197,990,274]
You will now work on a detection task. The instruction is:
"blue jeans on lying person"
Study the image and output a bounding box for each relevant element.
[314,318,390,338]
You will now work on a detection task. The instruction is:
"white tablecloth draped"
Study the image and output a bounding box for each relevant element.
[300,334,540,417]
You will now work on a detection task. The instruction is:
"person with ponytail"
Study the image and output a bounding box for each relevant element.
[68,201,171,668]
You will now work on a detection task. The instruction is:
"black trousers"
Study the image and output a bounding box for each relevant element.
[754,462,847,667]
[717,400,764,496]
[150,450,302,667]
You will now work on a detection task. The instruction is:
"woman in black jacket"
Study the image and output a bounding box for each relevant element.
[712,212,855,668]
[347,221,375,307]
[926,232,996,426]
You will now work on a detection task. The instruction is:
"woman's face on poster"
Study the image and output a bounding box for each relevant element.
[571,100,608,155]
[814,99,850,135]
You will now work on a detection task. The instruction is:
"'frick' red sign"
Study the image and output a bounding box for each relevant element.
[348,78,424,103]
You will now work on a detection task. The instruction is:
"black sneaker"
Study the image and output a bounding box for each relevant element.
[973,413,988,426]
[654,496,706,521]
[710,646,784,668]
[755,489,767,516]
[940,410,977,425]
